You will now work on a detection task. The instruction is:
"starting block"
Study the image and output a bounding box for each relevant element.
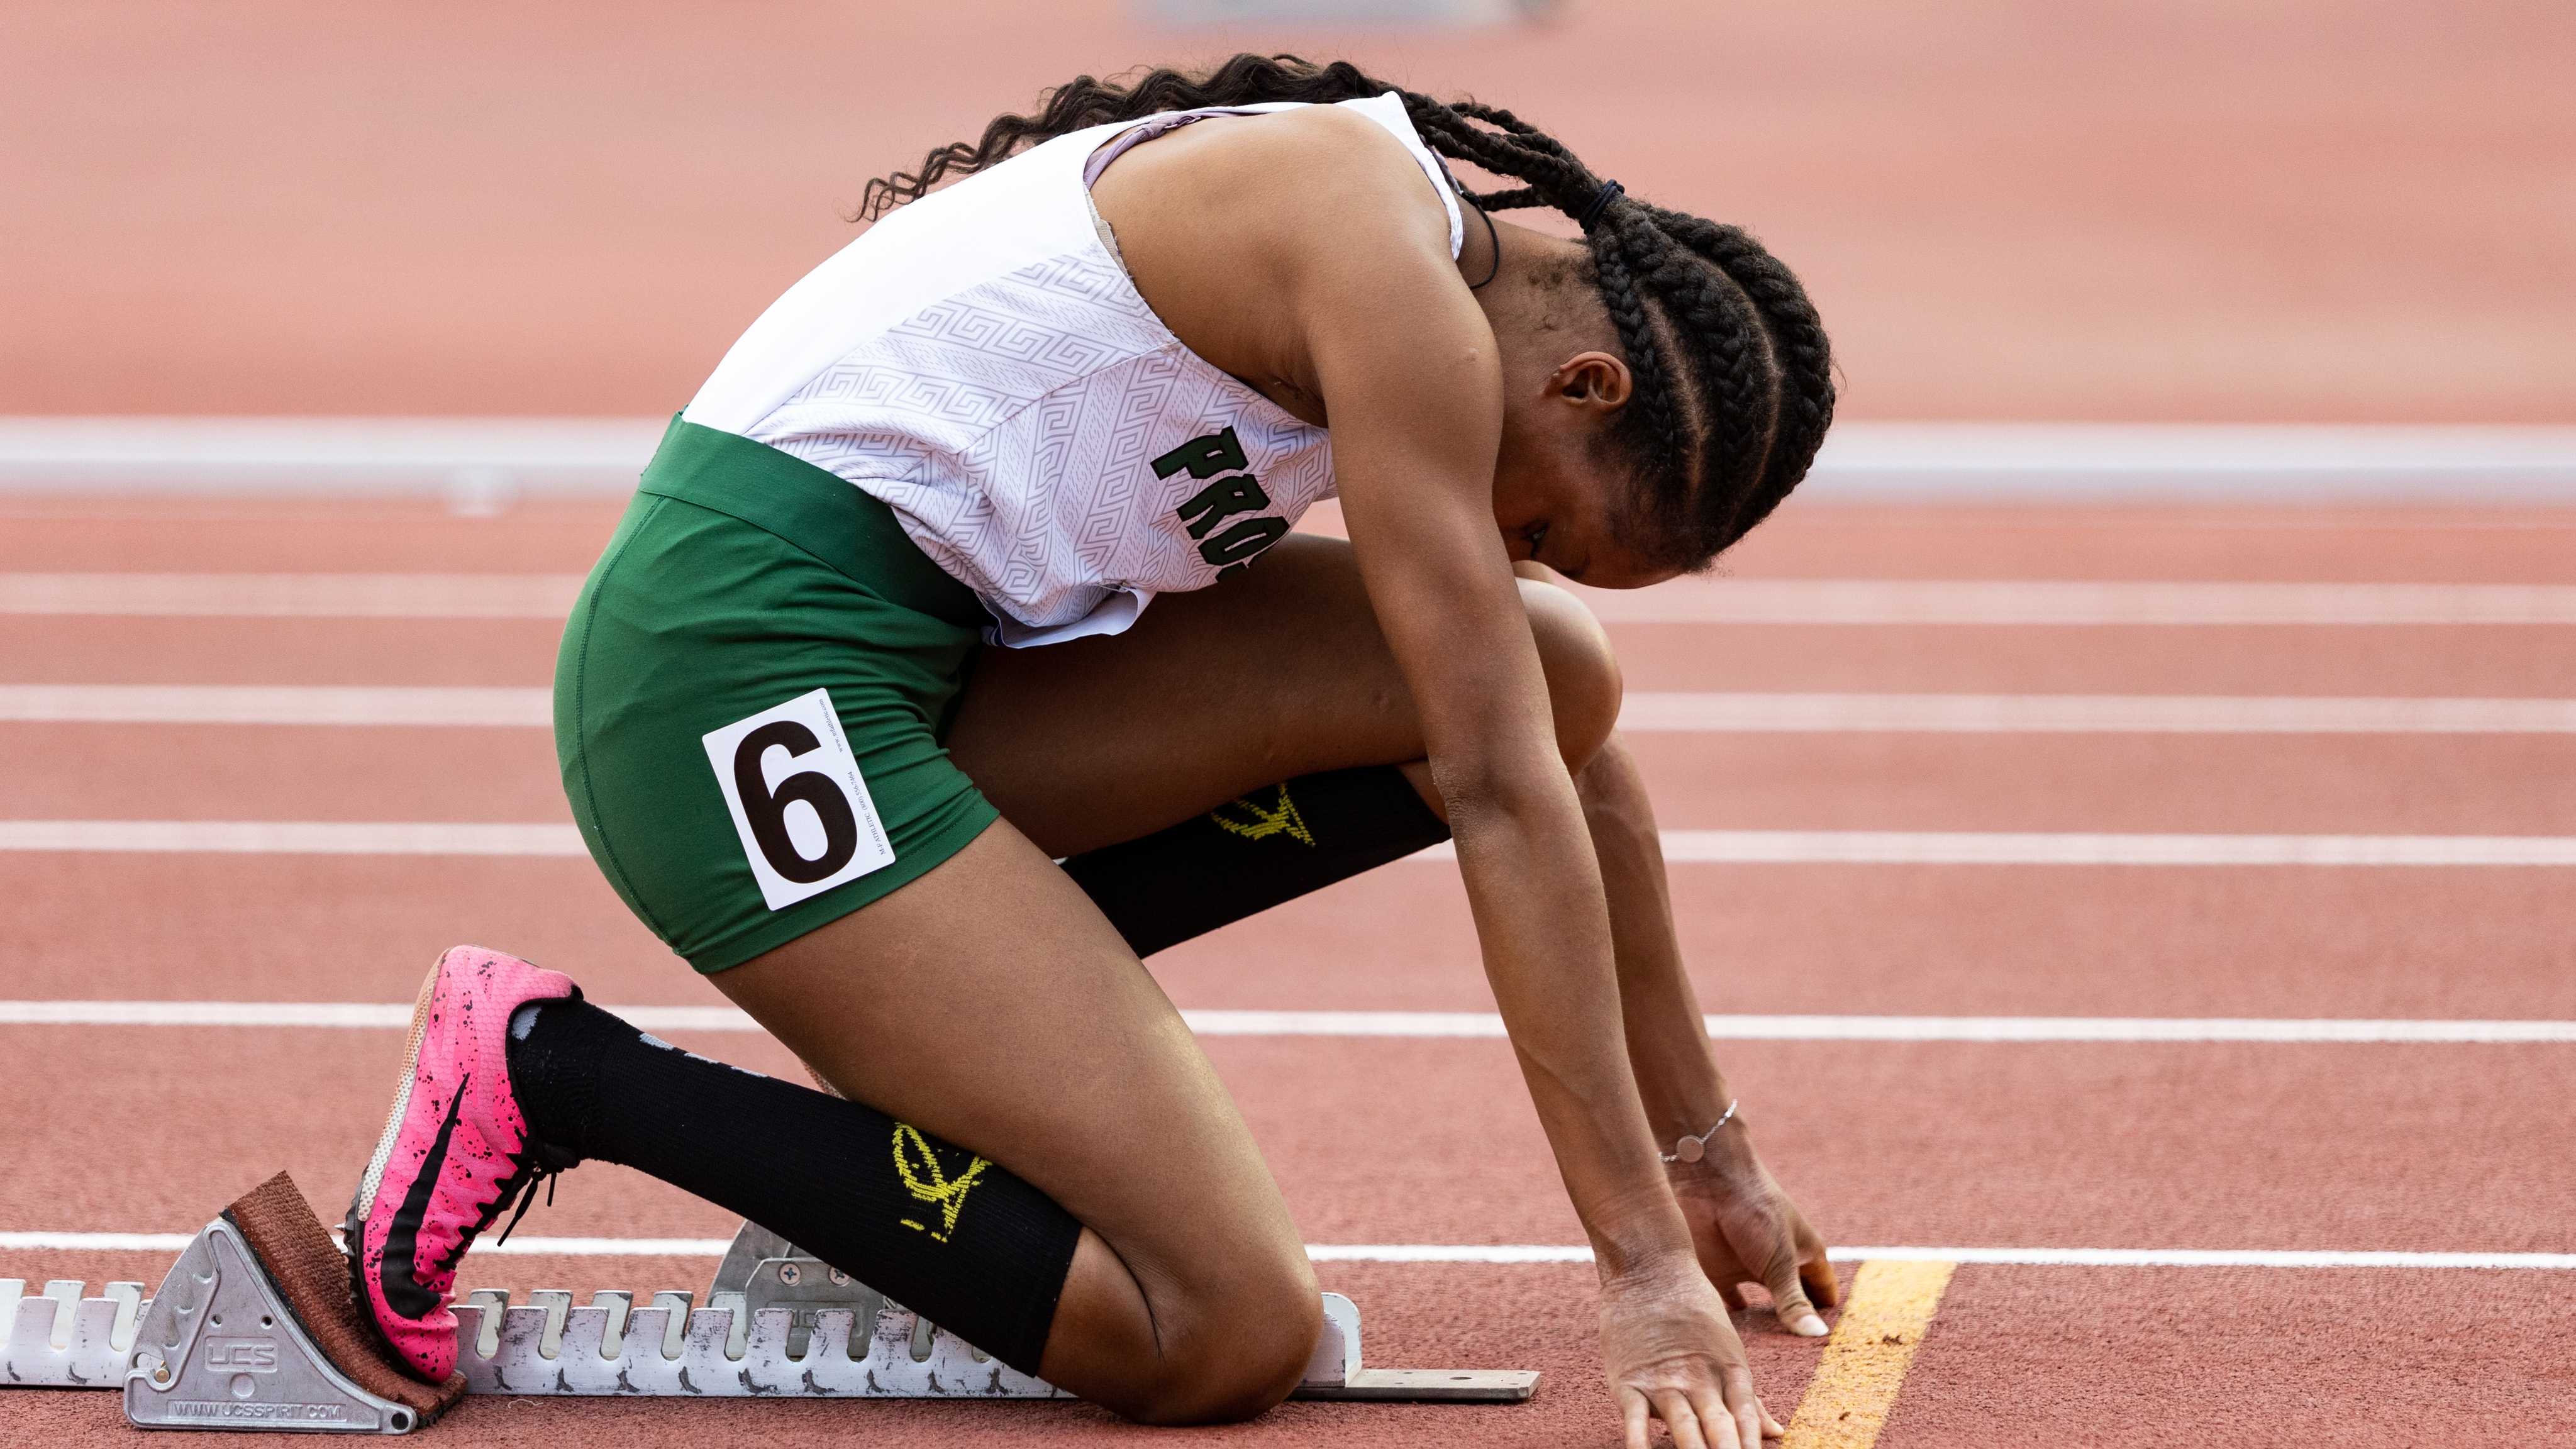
[121,1208,452,1433]
[9,1173,472,1432]
[3,1186,1536,1430]
[453,1220,1533,1402]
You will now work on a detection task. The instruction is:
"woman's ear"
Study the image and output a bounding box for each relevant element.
[1551,350,1633,409]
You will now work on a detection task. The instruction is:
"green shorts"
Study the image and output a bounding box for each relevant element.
[555,419,1001,974]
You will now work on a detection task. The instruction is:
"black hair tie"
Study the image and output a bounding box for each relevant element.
[1467,198,1502,291]
[1576,179,1625,230]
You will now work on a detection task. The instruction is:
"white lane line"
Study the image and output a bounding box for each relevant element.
[1185,1013,2576,1043]
[1617,692,2576,733]
[1802,421,2576,501]
[6,821,2571,863]
[0,685,552,726]
[1309,1246,2576,1269]
[1833,1247,2576,1269]
[0,1002,423,1027]
[11,686,2574,735]
[0,416,662,507]
[0,416,665,472]
[11,574,2576,624]
[1423,832,2576,865]
[1568,579,2576,626]
[0,1231,2564,1269]
[1649,833,2576,865]
[0,1231,735,1257]
[8,419,2573,499]
[0,821,587,854]
[1651,832,2576,865]
[0,1233,203,1252]
[1319,1243,2576,1263]
[0,574,583,618]
[4,1001,2568,1043]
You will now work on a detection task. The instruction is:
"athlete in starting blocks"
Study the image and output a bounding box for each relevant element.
[347,55,1839,1448]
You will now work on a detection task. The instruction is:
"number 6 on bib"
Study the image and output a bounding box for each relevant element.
[702,688,897,911]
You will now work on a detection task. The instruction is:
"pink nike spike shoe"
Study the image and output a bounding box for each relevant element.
[345,946,579,1380]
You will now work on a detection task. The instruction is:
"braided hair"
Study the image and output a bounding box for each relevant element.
[862,54,1835,565]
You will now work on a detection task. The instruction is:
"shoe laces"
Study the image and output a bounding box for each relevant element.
[490,1164,564,1248]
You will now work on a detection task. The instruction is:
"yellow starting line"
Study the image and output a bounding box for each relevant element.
[1781,1260,1957,1448]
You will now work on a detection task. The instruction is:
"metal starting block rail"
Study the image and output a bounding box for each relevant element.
[4,1276,148,1388]
[3,1218,1536,1428]
[454,1287,1063,1399]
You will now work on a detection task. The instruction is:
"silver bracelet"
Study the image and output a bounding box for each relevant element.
[1661,1099,1738,1163]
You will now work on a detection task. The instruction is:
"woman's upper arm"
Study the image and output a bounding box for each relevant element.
[1099,108,1556,786]
[1280,140,1558,791]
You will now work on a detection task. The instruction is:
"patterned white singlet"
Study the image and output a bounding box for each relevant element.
[680,94,1464,647]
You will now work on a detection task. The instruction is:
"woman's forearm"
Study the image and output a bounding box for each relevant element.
[1577,734,1746,1162]
[1441,757,1701,1275]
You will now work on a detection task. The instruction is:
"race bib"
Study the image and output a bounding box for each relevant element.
[702,689,896,911]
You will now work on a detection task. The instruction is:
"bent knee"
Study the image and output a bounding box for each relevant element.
[1120,1255,1322,1424]
[1519,577,1623,770]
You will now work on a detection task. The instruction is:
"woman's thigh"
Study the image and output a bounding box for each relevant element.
[712,536,1611,1408]
[946,533,1619,857]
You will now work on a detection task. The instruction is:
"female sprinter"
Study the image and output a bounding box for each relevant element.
[343,55,1839,1448]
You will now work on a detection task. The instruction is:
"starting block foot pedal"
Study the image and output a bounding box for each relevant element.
[1289,1289,1538,1403]
[123,1172,464,1434]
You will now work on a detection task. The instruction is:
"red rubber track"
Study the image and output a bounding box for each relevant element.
[7,855,2572,1020]
[7,0,2574,1439]
[7,1024,2573,1253]
[7,727,2572,832]
[6,501,2572,1447]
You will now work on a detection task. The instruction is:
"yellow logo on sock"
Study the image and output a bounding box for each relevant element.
[1209,784,1314,847]
[891,1123,991,1243]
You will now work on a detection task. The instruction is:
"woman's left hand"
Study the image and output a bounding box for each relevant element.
[1667,1131,1840,1339]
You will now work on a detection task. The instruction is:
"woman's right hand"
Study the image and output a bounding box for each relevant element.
[1599,1260,1785,1449]
[1668,1131,1840,1340]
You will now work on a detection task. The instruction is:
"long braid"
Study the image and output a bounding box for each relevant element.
[1398,91,1823,556]
[858,55,1404,220]
[1648,209,1836,538]
[863,55,1834,562]
[1589,228,1684,472]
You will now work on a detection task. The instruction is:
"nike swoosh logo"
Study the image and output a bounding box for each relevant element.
[379,1072,467,1323]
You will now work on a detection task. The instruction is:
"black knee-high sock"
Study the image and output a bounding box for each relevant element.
[504,998,1079,1375]
[1062,763,1450,958]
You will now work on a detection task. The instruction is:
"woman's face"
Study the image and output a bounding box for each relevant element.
[1489,347,1690,591]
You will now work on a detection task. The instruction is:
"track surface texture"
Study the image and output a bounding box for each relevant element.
[4,500,2570,1446]
[4,0,2573,423]
[7,0,2574,1443]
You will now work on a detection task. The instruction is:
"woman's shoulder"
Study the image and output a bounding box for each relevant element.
[1197,101,1452,216]
[1092,103,1458,276]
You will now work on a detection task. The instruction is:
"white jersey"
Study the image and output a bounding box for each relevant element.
[681,94,1463,647]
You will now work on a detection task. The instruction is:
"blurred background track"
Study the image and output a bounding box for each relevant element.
[4,0,2572,422]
